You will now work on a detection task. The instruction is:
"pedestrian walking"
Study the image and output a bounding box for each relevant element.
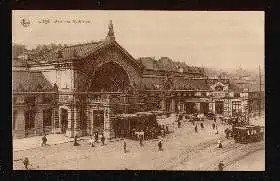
[158,140,163,151]
[123,140,127,153]
[139,135,143,147]
[94,132,98,143]
[212,122,215,130]
[178,121,181,128]
[165,126,169,134]
[218,161,224,171]
[200,122,204,129]
[73,135,79,146]
[41,134,47,147]
[161,128,165,137]
[89,136,94,147]
[101,134,105,145]
[23,157,30,170]
[225,128,229,139]
[217,138,223,148]
[195,125,198,133]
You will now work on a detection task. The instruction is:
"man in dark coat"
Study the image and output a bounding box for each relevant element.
[212,122,215,130]
[178,121,181,128]
[200,122,204,129]
[23,157,30,170]
[123,140,127,153]
[218,161,224,171]
[158,140,163,151]
[41,134,47,147]
[139,135,143,147]
[101,134,105,145]
[73,135,79,146]
[195,125,198,133]
[165,126,169,134]
[94,132,99,143]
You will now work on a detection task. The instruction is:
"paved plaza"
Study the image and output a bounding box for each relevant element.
[13,116,265,170]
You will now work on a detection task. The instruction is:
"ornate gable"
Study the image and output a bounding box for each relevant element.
[211,82,228,91]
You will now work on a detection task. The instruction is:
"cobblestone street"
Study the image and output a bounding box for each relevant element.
[13,117,264,170]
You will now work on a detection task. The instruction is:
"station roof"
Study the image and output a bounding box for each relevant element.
[12,70,54,92]
[141,76,209,90]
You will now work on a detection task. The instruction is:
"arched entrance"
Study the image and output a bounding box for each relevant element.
[90,62,131,92]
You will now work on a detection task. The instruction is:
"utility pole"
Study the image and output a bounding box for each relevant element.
[259,65,261,118]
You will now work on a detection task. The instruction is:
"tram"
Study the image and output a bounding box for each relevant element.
[232,125,264,144]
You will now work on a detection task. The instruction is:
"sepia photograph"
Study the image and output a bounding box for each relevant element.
[12,10,264,170]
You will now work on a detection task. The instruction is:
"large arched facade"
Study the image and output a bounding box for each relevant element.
[57,40,145,138]
[74,41,143,92]
[90,62,131,92]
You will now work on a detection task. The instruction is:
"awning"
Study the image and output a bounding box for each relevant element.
[136,112,154,116]
[184,98,213,103]
[157,117,176,126]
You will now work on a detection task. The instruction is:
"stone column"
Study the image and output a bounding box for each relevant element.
[14,108,25,138]
[34,108,43,135]
[58,107,62,133]
[66,106,74,137]
[52,107,59,134]
[73,106,82,137]
[171,97,176,113]
[85,106,92,136]
[103,105,115,140]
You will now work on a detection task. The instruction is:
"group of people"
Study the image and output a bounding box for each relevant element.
[88,132,106,147]
[194,122,205,133]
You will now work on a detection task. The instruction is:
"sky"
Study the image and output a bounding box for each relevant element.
[12,10,264,71]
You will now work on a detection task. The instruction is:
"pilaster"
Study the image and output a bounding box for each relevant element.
[171,97,176,113]
[103,105,115,140]
[73,106,82,137]
[14,108,25,138]
[65,106,74,137]
[34,108,43,135]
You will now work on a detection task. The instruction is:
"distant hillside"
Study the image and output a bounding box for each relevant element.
[138,57,204,74]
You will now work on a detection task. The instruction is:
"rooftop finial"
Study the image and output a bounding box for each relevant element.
[106,20,115,41]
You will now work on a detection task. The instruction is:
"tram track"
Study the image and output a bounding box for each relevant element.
[169,140,264,170]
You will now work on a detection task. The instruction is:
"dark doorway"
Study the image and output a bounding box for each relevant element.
[185,102,195,114]
[200,103,209,114]
[25,109,35,136]
[60,108,68,134]
[215,101,224,114]
[80,108,87,135]
[92,110,104,135]
[43,109,53,133]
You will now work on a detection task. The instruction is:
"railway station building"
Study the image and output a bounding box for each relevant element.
[12,21,256,139]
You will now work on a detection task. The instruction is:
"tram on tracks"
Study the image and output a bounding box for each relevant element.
[232,125,264,144]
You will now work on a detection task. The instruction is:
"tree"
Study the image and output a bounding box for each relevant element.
[12,44,27,58]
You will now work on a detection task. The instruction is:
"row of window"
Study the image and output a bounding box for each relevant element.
[12,109,53,130]
[13,96,54,104]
